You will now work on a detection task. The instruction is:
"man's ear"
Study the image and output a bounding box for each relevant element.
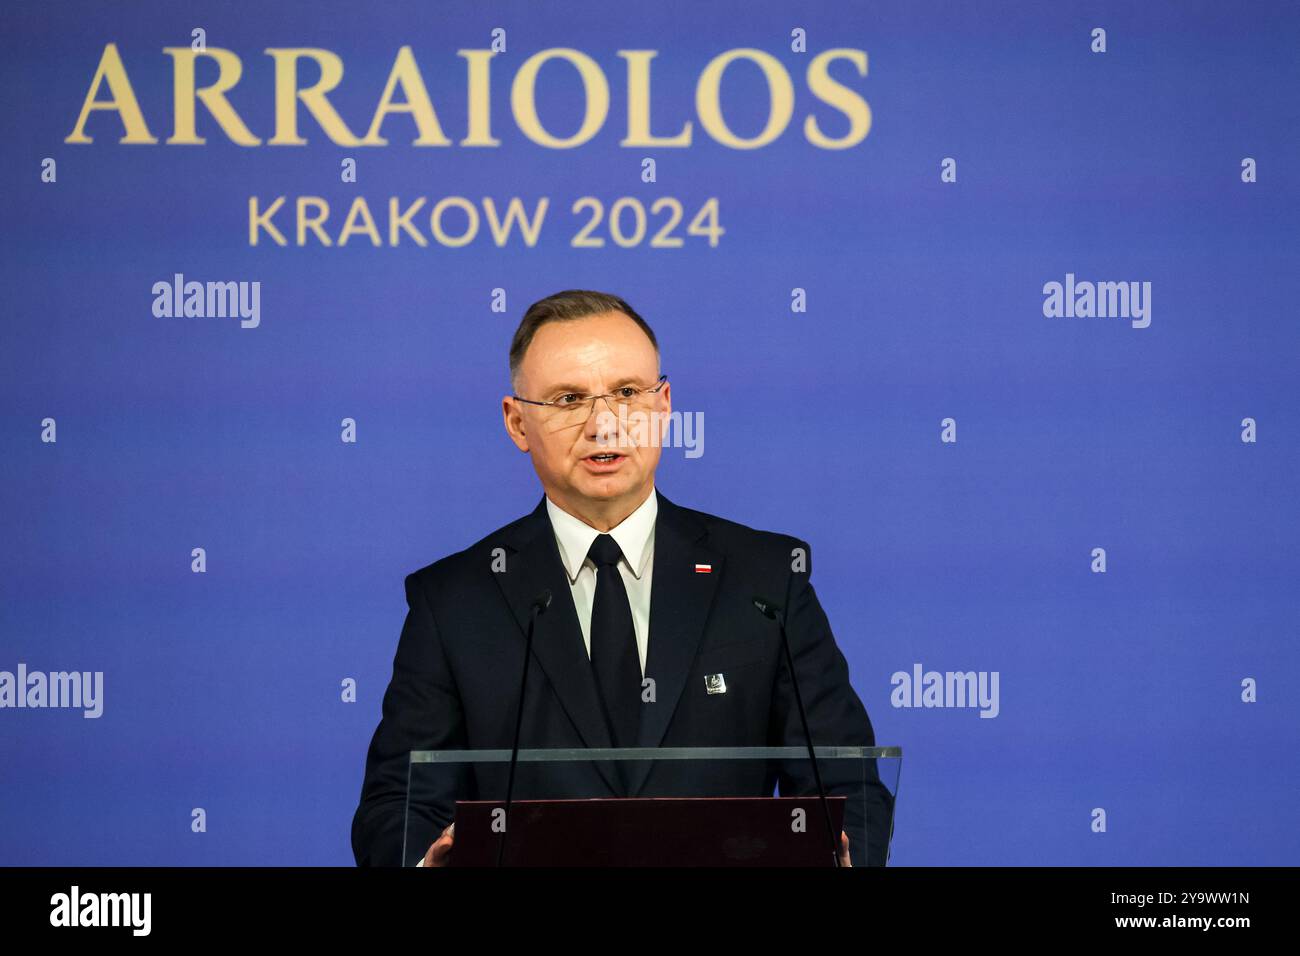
[657,380,672,443]
[502,396,530,452]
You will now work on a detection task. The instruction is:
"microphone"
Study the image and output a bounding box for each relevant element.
[753,595,842,868]
[497,588,551,867]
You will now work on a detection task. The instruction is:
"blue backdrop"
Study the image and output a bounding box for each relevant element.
[1,0,1296,865]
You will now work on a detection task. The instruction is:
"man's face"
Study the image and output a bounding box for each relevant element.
[502,311,670,523]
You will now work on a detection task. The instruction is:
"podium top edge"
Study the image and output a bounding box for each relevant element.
[409,746,902,763]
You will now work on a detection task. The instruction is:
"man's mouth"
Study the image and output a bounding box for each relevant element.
[582,452,627,470]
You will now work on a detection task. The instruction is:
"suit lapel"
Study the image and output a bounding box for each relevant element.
[492,489,724,800]
[492,495,621,795]
[626,490,724,797]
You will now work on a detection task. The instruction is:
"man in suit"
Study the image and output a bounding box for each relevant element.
[350,289,894,867]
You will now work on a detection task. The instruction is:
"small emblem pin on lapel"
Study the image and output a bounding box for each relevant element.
[705,673,727,695]
[694,563,712,573]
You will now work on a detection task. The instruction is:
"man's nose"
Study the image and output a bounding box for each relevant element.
[584,395,620,441]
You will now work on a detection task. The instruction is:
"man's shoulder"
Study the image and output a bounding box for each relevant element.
[667,499,816,603]
[401,493,815,595]
[403,507,540,594]
[666,497,812,566]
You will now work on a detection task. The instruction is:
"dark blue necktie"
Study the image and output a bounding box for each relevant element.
[586,533,642,752]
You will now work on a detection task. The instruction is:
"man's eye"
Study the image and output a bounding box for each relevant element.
[557,393,582,405]
[617,387,638,398]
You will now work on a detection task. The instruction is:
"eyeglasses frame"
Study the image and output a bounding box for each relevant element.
[510,373,669,416]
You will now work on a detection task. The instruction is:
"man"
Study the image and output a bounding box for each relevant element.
[350,289,894,866]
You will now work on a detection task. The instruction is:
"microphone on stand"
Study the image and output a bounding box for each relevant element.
[753,595,841,868]
[497,588,551,867]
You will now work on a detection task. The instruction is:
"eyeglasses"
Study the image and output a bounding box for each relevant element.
[512,374,668,430]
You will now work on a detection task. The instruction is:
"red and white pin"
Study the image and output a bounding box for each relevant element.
[694,563,712,573]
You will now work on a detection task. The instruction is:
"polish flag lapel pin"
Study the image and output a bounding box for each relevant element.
[694,563,712,573]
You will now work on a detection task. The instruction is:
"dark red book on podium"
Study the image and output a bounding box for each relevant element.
[450,796,846,866]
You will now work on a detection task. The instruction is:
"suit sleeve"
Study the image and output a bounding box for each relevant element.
[770,538,897,866]
[350,571,469,866]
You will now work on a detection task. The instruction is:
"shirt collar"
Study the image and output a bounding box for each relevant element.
[546,487,658,584]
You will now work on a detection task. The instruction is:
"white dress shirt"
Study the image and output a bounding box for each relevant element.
[417,487,657,865]
[544,486,656,677]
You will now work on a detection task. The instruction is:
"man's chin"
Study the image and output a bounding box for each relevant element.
[572,471,639,500]
[577,480,631,500]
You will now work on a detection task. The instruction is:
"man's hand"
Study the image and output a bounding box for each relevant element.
[839,830,852,867]
[421,822,454,867]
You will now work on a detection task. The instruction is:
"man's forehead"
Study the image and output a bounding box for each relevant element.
[528,361,657,394]
[521,317,658,388]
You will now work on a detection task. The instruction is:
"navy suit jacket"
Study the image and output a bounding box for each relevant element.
[351,489,895,866]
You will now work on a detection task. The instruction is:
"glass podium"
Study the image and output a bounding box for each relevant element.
[404,745,901,867]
